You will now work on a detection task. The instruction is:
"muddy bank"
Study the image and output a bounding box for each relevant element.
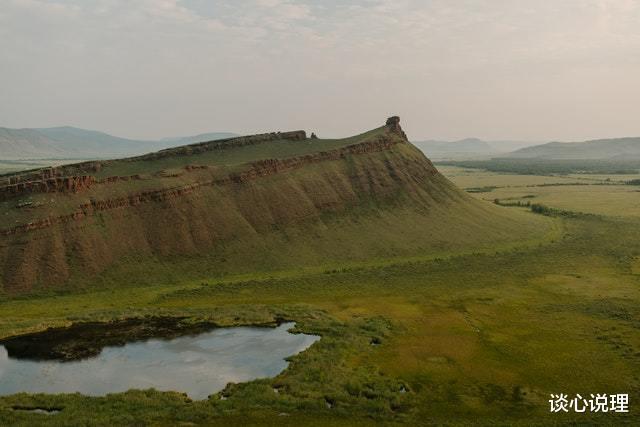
[0,317,223,361]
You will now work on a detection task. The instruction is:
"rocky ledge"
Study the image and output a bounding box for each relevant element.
[0,134,410,237]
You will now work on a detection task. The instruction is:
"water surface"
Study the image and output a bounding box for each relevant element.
[0,322,318,400]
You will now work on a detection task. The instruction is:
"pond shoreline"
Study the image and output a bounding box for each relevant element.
[0,321,321,400]
[0,315,296,362]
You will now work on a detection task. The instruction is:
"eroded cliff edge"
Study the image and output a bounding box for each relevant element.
[0,117,541,294]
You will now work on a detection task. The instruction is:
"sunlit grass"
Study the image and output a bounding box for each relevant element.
[1,168,639,425]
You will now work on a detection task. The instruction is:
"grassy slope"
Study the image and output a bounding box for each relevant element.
[0,213,638,426]
[440,165,640,218]
[5,130,636,425]
[0,129,386,226]
[0,126,552,294]
[90,127,387,178]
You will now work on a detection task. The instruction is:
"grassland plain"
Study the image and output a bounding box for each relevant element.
[437,158,640,175]
[1,213,639,426]
[1,135,640,425]
[439,165,640,218]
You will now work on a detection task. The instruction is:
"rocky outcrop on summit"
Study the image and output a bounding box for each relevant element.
[386,116,408,140]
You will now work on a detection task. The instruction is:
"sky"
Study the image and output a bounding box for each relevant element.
[1,0,640,142]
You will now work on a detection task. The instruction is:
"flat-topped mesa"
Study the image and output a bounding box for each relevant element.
[2,115,500,294]
[0,130,311,187]
[385,116,408,140]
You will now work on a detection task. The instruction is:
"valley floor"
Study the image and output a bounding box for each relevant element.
[1,169,639,426]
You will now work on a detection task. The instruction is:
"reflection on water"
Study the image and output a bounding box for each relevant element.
[0,322,318,400]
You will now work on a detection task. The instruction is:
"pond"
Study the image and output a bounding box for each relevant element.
[0,321,319,400]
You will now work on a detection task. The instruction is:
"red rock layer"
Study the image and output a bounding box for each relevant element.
[0,130,307,200]
[0,135,410,237]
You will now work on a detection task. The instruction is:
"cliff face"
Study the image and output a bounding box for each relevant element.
[0,117,502,294]
[0,175,95,201]
[0,130,308,200]
[1,133,411,237]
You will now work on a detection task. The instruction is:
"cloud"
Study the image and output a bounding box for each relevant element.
[0,0,639,140]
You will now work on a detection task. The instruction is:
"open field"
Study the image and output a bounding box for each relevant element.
[437,159,640,176]
[487,185,640,218]
[1,164,640,425]
[437,165,595,188]
[440,165,640,218]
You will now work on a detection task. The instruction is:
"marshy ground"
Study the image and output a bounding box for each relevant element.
[1,167,639,425]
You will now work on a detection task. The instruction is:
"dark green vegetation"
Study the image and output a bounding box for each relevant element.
[1,120,639,425]
[492,199,599,218]
[438,158,640,175]
[1,214,639,425]
[464,186,497,193]
[0,317,221,361]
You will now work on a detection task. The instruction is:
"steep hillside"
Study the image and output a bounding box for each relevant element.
[0,117,552,294]
[0,126,238,160]
[507,137,640,160]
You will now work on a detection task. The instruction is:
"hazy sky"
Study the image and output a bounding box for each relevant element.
[1,0,640,141]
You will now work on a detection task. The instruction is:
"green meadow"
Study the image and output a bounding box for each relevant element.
[440,165,640,218]
[1,166,639,426]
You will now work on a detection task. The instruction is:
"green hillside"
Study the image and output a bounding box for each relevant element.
[0,117,552,295]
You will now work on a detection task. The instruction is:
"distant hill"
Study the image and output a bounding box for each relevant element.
[0,128,68,159]
[506,137,640,160]
[0,127,238,160]
[413,138,498,160]
[413,138,539,160]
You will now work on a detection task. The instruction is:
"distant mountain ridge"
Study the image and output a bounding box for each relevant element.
[412,138,543,160]
[0,126,238,160]
[505,137,640,160]
[412,138,496,160]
